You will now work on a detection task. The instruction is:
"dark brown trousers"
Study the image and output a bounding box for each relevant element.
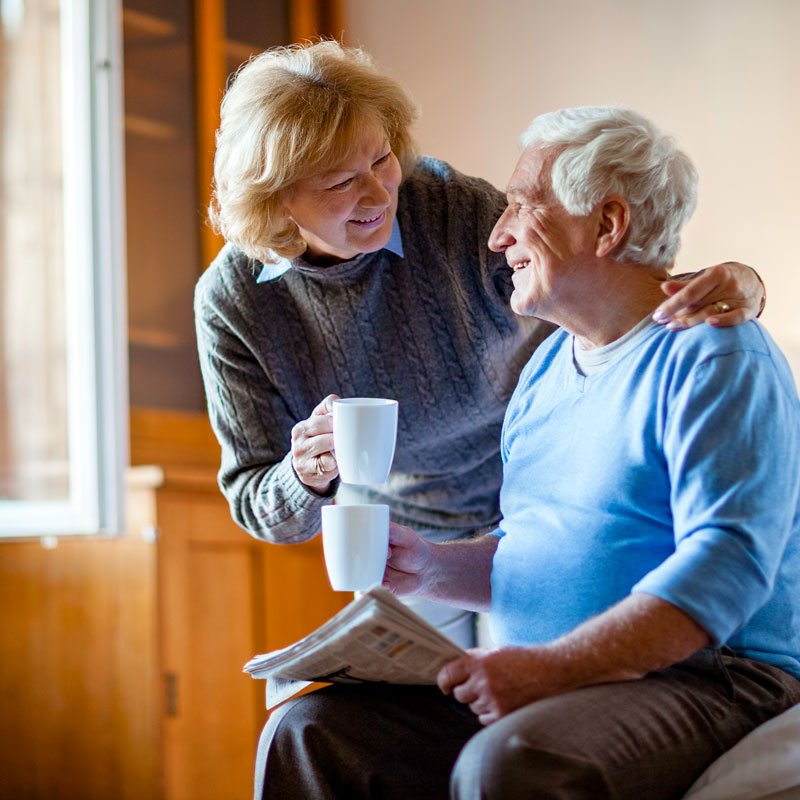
[255,648,800,800]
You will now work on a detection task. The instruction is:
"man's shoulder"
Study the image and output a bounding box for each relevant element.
[656,320,774,364]
[651,321,798,397]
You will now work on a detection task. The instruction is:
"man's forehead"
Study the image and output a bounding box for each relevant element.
[505,145,555,200]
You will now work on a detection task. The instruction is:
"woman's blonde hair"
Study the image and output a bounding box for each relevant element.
[209,40,419,263]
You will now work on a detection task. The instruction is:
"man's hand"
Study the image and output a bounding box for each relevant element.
[383,523,434,596]
[438,593,710,726]
[652,262,765,330]
[437,646,565,726]
[384,528,498,610]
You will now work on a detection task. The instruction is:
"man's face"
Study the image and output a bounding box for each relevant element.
[488,147,597,319]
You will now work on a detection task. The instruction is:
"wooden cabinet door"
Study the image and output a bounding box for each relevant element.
[153,473,348,800]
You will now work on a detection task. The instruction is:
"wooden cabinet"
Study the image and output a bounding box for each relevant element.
[0,465,348,800]
[130,465,349,800]
[123,0,205,411]
[120,1,347,796]
[122,0,292,412]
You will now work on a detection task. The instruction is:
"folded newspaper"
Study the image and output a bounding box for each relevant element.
[243,586,466,708]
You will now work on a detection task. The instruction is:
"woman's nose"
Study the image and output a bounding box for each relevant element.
[359,172,391,208]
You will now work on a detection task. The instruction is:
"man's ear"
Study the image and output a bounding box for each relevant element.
[596,196,629,258]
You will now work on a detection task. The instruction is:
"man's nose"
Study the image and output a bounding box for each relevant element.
[488,208,515,252]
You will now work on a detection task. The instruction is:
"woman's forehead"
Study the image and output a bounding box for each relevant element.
[311,123,390,180]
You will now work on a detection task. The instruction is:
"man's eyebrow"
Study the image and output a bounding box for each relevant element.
[505,186,533,202]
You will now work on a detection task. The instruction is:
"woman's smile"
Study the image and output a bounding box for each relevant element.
[348,211,386,228]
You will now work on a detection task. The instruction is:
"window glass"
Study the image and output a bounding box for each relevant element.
[0,0,127,536]
[0,0,68,502]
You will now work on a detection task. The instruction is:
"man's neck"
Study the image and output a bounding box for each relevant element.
[554,261,670,350]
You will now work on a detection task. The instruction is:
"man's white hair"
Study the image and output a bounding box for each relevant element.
[520,106,697,268]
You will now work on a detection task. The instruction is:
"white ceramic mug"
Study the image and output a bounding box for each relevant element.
[332,398,398,485]
[321,503,390,591]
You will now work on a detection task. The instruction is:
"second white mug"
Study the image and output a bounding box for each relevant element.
[321,503,390,591]
[332,397,398,485]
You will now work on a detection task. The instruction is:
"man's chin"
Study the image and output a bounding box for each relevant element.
[510,295,532,317]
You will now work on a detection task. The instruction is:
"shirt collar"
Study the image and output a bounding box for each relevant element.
[256,217,404,283]
[384,215,404,257]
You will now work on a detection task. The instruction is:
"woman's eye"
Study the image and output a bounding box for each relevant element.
[374,152,391,166]
[329,177,353,191]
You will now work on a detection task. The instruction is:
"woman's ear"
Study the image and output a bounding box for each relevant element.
[596,196,629,258]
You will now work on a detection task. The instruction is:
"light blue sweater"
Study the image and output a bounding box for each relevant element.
[490,319,800,679]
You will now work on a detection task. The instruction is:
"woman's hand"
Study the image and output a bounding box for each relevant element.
[652,262,765,330]
[291,394,339,492]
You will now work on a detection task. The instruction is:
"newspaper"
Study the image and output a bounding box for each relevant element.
[243,586,466,708]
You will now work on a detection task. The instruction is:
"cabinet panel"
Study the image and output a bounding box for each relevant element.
[0,534,160,800]
[123,1,205,411]
[151,475,349,800]
[157,492,263,800]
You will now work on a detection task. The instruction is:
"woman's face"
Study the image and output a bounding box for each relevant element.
[283,125,402,264]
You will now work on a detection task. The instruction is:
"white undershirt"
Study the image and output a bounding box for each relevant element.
[572,316,658,375]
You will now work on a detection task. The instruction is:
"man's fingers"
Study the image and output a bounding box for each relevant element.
[452,682,479,706]
[437,656,471,695]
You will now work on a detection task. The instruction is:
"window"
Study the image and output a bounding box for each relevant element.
[0,0,127,536]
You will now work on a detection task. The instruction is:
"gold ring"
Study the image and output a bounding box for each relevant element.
[313,455,326,476]
[713,301,731,313]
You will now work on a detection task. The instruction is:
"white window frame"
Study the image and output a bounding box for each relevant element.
[0,0,128,537]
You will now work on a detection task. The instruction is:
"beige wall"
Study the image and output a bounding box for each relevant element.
[343,0,800,378]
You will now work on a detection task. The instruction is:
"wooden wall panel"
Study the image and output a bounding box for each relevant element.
[0,534,160,800]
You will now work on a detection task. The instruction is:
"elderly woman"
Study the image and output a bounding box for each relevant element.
[194,41,764,644]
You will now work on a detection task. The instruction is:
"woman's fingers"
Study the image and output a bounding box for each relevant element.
[312,393,339,416]
[653,274,720,321]
[653,263,763,329]
[291,396,339,487]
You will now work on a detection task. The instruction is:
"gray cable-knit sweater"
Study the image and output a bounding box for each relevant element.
[194,157,555,543]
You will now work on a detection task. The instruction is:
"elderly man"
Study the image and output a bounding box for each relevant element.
[256,107,800,800]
